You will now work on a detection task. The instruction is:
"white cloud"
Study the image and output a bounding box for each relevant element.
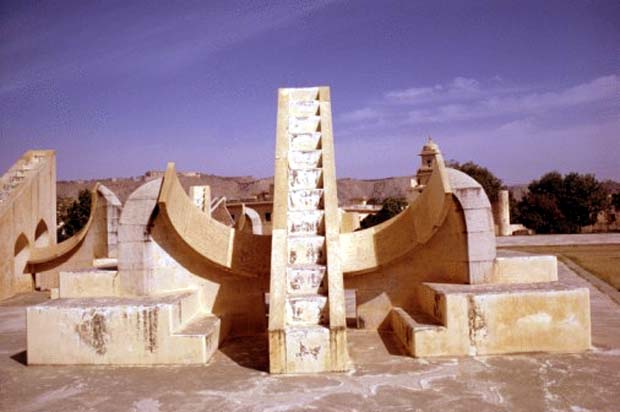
[385,76,482,104]
[406,75,619,124]
[496,117,536,133]
[339,107,381,123]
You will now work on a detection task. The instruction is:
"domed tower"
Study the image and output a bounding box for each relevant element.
[417,137,440,186]
[408,138,441,202]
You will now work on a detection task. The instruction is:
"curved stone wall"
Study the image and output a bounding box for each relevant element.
[157,163,272,278]
[340,150,453,274]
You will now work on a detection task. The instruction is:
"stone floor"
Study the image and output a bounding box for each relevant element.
[2,254,620,411]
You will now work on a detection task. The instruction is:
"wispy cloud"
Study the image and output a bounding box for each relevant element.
[0,1,338,96]
[338,74,619,128]
[407,75,619,124]
[339,107,381,123]
[334,74,619,181]
[385,76,484,104]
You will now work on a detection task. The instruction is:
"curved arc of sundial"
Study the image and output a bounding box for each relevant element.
[28,183,101,266]
[340,152,453,275]
[157,163,272,278]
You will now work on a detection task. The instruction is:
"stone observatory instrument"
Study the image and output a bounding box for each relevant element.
[1,86,589,372]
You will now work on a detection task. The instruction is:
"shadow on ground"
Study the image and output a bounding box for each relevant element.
[219,334,269,372]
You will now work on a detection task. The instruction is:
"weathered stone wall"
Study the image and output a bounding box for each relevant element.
[0,151,56,300]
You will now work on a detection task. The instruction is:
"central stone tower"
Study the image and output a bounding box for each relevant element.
[268,86,349,373]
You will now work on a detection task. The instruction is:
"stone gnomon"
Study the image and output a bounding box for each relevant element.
[1,87,590,373]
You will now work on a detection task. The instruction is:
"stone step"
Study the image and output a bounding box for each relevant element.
[169,289,205,332]
[288,188,323,211]
[288,168,322,190]
[287,210,324,235]
[171,313,222,363]
[58,269,120,298]
[27,291,214,365]
[390,307,445,358]
[283,87,319,101]
[289,100,319,116]
[288,150,322,170]
[286,264,326,294]
[395,281,592,357]
[174,313,220,336]
[289,115,320,134]
[289,132,321,151]
[283,325,331,373]
[285,294,328,325]
[288,236,325,265]
[93,258,118,269]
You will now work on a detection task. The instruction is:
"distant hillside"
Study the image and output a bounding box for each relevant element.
[58,171,619,206]
[56,172,415,205]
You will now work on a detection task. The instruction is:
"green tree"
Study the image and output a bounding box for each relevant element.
[448,160,503,202]
[612,193,620,210]
[360,197,408,229]
[517,172,608,234]
[516,193,569,234]
[57,189,92,241]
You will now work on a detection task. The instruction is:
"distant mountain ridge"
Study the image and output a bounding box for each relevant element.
[61,171,602,206]
[56,172,418,205]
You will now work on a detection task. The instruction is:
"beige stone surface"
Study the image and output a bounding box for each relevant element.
[58,270,119,298]
[493,190,511,236]
[26,290,221,365]
[269,86,348,374]
[0,257,618,411]
[492,255,558,284]
[393,280,590,357]
[0,151,56,300]
[158,164,271,278]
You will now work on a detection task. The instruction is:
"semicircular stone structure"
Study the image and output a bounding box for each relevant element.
[28,183,122,291]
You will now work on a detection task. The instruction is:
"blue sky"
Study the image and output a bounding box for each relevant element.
[1,0,618,184]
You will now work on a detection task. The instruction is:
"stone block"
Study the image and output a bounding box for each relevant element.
[452,187,491,210]
[463,209,495,232]
[491,256,558,284]
[466,230,496,261]
[285,295,328,325]
[412,281,592,357]
[27,291,218,365]
[284,325,331,373]
[59,270,119,298]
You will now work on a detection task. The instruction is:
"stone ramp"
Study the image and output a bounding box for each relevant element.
[391,280,591,357]
[27,290,223,365]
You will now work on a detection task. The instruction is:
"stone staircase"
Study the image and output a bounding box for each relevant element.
[391,281,591,357]
[28,288,225,364]
[269,87,348,373]
[0,154,45,206]
[283,89,330,372]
